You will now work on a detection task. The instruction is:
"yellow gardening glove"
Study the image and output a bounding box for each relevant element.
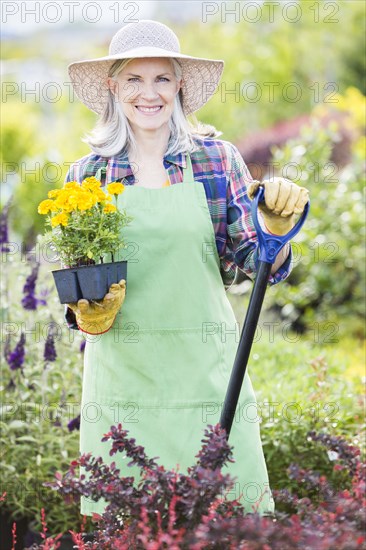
[247,178,309,235]
[67,279,126,335]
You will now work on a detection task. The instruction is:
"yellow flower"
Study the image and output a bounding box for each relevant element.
[78,197,94,211]
[51,212,69,227]
[64,181,79,189]
[38,199,57,215]
[103,203,117,213]
[93,189,112,203]
[107,182,124,195]
[48,189,61,199]
[82,177,102,191]
[333,87,366,131]
[54,190,75,212]
[76,191,97,211]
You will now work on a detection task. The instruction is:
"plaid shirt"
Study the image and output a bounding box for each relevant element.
[64,137,292,328]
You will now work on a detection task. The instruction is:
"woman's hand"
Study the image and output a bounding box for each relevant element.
[67,279,126,335]
[247,177,309,236]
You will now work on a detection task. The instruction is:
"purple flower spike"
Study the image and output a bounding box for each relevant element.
[44,331,57,363]
[21,264,40,311]
[7,333,26,371]
[37,287,50,307]
[21,293,38,310]
[80,339,86,353]
[67,414,81,432]
[0,200,11,252]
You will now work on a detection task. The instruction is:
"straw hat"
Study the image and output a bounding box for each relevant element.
[68,20,224,116]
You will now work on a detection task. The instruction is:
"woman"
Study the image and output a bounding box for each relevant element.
[65,20,309,517]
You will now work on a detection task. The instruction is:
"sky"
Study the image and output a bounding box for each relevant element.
[1,1,205,36]
[2,1,155,33]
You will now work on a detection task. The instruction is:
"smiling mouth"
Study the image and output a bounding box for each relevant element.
[135,106,163,114]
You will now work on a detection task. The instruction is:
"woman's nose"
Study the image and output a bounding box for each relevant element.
[139,81,159,100]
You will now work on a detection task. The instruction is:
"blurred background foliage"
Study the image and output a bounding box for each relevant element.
[265,92,365,338]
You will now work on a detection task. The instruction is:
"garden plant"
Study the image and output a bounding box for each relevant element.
[27,423,366,549]
[38,178,132,268]
[0,237,94,547]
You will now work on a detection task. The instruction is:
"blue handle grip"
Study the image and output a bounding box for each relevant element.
[251,186,310,264]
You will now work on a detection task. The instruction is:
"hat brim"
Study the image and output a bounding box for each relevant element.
[68,47,224,116]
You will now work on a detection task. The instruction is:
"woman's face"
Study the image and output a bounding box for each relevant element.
[108,58,182,134]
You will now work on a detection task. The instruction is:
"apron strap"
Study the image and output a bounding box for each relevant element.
[95,165,107,186]
[183,153,195,183]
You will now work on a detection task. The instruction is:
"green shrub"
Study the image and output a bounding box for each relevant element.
[266,112,365,337]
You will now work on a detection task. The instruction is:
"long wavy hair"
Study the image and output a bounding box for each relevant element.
[81,58,221,158]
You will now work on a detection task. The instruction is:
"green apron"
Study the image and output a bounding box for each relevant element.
[80,154,274,516]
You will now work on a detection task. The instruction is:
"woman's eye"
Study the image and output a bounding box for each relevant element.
[125,76,170,83]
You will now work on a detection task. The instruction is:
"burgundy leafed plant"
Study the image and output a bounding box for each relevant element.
[36,424,366,549]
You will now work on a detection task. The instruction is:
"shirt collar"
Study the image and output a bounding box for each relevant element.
[109,151,187,181]
[164,151,186,168]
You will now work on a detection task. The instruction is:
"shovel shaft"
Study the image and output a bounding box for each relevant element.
[219,185,309,440]
[219,260,272,437]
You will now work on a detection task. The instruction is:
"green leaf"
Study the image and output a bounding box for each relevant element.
[7,420,27,430]
[16,436,38,443]
[1,464,16,473]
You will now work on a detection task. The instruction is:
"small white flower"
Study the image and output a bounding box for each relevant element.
[327,450,339,461]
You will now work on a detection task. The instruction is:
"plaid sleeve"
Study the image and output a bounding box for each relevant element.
[64,161,84,184]
[222,142,292,288]
[64,165,73,183]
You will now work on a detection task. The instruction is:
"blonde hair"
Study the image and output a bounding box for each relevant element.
[81,58,221,157]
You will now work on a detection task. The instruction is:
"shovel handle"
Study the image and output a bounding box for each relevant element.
[251,186,310,264]
[220,186,309,438]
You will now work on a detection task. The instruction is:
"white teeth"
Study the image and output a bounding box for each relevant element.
[136,106,161,112]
